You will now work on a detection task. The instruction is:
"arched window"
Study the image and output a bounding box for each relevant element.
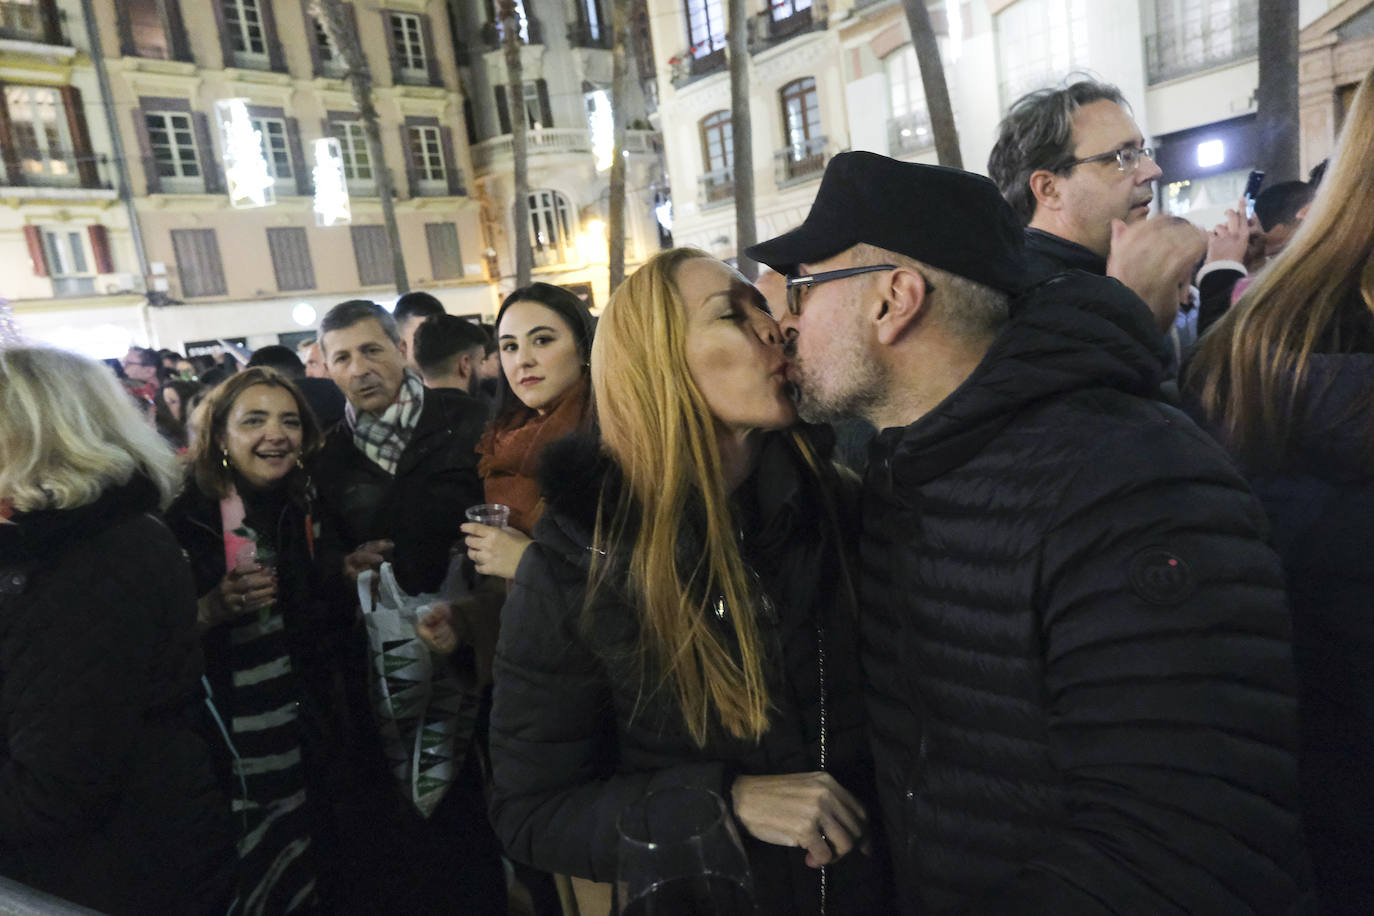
[700,110,732,172]
[699,110,734,204]
[780,77,821,151]
[526,189,575,267]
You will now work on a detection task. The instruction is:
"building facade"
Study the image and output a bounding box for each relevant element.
[649,0,1371,266]
[451,0,665,311]
[8,0,494,356]
[0,0,144,353]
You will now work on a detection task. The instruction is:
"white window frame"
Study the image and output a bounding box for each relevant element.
[43,229,97,295]
[771,0,811,23]
[685,0,725,60]
[145,110,203,191]
[250,117,292,184]
[408,125,447,192]
[995,0,1089,108]
[527,188,575,267]
[331,121,373,191]
[5,86,77,184]
[390,12,427,81]
[223,0,269,64]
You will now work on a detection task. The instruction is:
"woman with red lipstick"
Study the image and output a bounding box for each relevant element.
[485,249,892,914]
[165,367,348,915]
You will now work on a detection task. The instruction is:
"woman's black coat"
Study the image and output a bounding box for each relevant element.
[488,431,894,915]
[0,477,233,915]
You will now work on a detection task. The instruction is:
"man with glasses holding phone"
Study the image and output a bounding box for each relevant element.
[989,79,1205,336]
[747,151,1304,916]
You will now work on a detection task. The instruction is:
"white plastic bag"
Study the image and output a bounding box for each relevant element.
[357,562,481,818]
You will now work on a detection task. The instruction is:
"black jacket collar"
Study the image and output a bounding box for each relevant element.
[0,475,161,566]
[1024,228,1108,283]
[871,270,1169,491]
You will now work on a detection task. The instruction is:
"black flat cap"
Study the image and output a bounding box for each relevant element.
[746,151,1027,295]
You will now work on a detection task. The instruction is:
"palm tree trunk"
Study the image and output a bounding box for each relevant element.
[728,0,755,280]
[607,0,630,292]
[501,0,533,286]
[900,0,961,169]
[1256,0,1299,181]
[312,0,409,292]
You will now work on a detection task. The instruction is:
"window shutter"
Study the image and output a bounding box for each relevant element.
[382,12,401,84]
[211,0,235,68]
[59,86,98,188]
[192,112,223,194]
[132,107,160,194]
[88,225,114,274]
[267,227,316,290]
[23,226,48,277]
[439,126,463,196]
[166,0,193,62]
[171,228,228,297]
[0,80,21,188]
[350,225,392,286]
[495,85,511,135]
[422,13,442,86]
[400,125,417,198]
[262,0,288,72]
[536,79,553,127]
[287,118,311,196]
[425,222,462,280]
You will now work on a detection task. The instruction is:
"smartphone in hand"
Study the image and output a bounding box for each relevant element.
[1244,169,1265,220]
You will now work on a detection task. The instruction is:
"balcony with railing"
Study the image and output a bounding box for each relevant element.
[2,150,114,195]
[567,21,612,49]
[698,166,734,209]
[774,135,828,187]
[888,109,934,158]
[470,128,657,175]
[477,15,544,51]
[1144,2,1259,84]
[0,0,70,46]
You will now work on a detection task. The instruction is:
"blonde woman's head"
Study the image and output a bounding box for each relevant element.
[0,347,182,512]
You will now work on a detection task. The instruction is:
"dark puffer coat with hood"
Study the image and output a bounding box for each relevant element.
[861,271,1306,914]
[0,477,233,915]
[489,430,894,915]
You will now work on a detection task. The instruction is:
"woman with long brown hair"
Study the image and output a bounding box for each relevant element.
[1186,66,1374,916]
[487,249,890,914]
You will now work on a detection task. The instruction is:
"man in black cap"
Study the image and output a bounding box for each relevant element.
[747,151,1304,915]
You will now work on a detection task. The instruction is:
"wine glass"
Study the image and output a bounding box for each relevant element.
[616,786,755,916]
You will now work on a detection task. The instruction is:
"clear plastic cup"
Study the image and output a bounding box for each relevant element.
[465,503,511,528]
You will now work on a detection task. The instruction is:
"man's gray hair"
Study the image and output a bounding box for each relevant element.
[987,77,1128,225]
[318,299,400,353]
[852,244,1010,343]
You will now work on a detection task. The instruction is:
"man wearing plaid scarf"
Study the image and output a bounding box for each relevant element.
[311,298,505,915]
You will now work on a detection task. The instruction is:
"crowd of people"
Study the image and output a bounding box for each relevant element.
[2,64,1372,916]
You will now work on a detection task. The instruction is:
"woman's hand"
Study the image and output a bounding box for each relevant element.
[730,772,870,868]
[461,523,532,580]
[416,602,466,656]
[200,565,277,629]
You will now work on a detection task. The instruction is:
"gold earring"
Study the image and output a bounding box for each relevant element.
[221,449,230,470]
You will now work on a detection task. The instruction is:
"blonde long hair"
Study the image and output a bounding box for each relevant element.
[589,248,771,746]
[1188,66,1374,466]
[0,346,182,512]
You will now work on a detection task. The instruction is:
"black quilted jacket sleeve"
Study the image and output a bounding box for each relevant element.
[488,542,730,882]
[966,411,1304,914]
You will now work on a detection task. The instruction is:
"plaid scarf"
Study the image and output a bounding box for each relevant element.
[346,370,425,476]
